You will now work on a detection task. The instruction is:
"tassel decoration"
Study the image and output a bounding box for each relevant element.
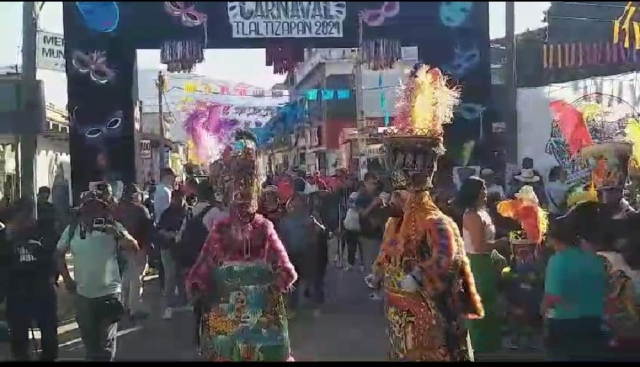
[265,42,304,75]
[161,39,205,73]
[361,38,402,71]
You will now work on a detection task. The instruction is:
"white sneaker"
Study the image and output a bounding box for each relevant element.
[368,292,383,301]
[162,308,173,320]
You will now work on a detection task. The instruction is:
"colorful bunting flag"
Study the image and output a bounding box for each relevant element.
[306,89,318,101]
[337,90,350,99]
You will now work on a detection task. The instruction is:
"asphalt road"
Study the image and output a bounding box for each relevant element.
[57,264,388,361]
[2,258,543,361]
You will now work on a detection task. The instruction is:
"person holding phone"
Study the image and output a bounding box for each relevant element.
[56,194,139,361]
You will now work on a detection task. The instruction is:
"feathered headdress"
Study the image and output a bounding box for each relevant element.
[497,185,549,245]
[384,65,460,191]
[580,141,632,190]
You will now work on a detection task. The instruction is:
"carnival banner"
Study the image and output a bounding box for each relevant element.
[542,42,640,69]
[227,1,347,39]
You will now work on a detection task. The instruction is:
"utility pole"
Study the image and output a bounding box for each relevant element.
[156,71,166,169]
[355,15,367,180]
[19,1,38,204]
[505,1,518,164]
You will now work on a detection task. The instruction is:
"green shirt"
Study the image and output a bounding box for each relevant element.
[57,222,127,299]
[544,247,605,319]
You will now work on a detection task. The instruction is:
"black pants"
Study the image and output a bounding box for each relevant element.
[6,286,58,361]
[545,317,606,361]
[344,230,361,266]
[74,294,119,361]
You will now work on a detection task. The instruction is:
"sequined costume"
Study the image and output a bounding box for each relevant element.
[373,65,484,361]
[497,186,548,345]
[186,130,297,362]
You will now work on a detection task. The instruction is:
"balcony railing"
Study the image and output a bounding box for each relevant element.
[295,48,358,85]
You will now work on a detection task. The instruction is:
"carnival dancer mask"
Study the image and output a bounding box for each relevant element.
[384,64,460,192]
[229,130,260,223]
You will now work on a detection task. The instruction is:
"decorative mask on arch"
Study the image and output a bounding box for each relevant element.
[71,50,116,85]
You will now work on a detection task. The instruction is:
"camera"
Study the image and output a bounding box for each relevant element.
[92,217,107,231]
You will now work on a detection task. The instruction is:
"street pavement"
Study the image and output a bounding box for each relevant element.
[1,255,543,361]
[57,264,389,361]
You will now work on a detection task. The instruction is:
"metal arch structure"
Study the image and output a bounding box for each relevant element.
[62,2,492,202]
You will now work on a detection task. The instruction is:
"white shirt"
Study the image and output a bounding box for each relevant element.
[546,180,569,214]
[153,183,172,224]
[486,184,505,200]
[176,202,229,242]
[462,208,495,254]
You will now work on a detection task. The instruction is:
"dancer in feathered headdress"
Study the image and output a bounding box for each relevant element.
[370,64,482,361]
[186,129,297,361]
[497,185,548,348]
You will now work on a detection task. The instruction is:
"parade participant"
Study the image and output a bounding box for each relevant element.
[157,190,192,320]
[186,130,297,362]
[567,141,640,357]
[497,185,549,350]
[0,197,58,361]
[112,183,153,320]
[582,142,637,219]
[458,176,509,354]
[370,65,484,361]
[57,194,139,361]
[258,185,285,230]
[542,217,606,361]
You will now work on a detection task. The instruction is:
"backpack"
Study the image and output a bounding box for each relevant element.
[176,205,214,270]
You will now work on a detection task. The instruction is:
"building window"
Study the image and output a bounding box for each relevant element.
[317,152,327,170]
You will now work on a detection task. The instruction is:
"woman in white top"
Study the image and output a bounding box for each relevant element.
[457,176,509,354]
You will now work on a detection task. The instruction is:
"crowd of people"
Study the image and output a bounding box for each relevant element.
[1,63,640,362]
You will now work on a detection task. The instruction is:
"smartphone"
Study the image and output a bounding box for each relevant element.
[92,217,106,230]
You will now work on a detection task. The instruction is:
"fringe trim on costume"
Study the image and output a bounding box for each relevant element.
[456,252,485,320]
[361,38,402,71]
[160,39,205,73]
[402,192,484,319]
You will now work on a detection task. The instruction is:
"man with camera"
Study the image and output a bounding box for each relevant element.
[0,197,59,361]
[56,194,139,361]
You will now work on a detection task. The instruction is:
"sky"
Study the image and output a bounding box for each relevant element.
[0,1,551,106]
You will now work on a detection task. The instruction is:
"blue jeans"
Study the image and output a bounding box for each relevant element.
[74,294,119,361]
[161,249,187,308]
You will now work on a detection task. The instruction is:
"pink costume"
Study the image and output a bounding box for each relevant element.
[186,130,297,362]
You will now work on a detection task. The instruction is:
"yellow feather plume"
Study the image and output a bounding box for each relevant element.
[625,118,640,168]
[394,66,460,137]
[411,68,460,136]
